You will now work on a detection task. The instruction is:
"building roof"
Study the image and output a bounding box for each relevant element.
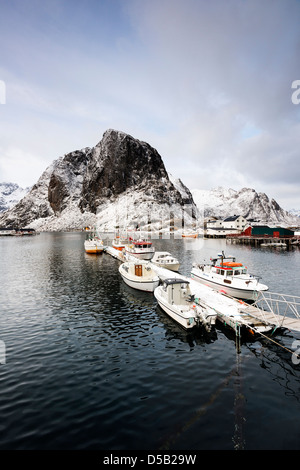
[223,215,243,222]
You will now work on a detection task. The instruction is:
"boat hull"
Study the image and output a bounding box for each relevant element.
[119,264,159,292]
[152,261,180,272]
[125,249,154,260]
[112,245,126,251]
[154,288,197,329]
[84,241,103,254]
[191,271,267,300]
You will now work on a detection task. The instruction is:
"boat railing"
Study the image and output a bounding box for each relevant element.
[251,291,300,326]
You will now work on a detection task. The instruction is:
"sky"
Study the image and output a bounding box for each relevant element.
[0,0,300,210]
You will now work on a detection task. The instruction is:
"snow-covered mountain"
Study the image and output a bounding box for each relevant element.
[0,129,197,231]
[0,183,29,212]
[1,130,299,231]
[192,187,300,227]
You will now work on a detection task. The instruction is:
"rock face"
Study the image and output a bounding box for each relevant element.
[79,129,188,213]
[0,129,197,231]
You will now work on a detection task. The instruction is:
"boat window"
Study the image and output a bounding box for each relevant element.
[220,270,225,276]
[216,269,220,274]
[227,270,233,276]
[234,270,241,275]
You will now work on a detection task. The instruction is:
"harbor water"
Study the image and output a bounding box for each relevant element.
[0,232,300,450]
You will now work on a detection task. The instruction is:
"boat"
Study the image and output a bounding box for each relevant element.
[261,241,287,248]
[154,278,217,331]
[119,260,160,292]
[112,235,128,251]
[191,251,268,300]
[151,251,180,272]
[125,239,155,260]
[84,233,104,254]
[182,231,198,238]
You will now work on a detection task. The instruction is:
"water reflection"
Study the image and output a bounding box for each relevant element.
[1,232,300,450]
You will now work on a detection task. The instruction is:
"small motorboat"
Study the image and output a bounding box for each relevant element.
[191,251,268,300]
[154,278,217,331]
[151,251,180,272]
[125,239,155,260]
[84,233,104,254]
[119,260,160,292]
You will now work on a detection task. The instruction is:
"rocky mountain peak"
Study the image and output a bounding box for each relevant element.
[79,129,173,213]
[0,129,196,231]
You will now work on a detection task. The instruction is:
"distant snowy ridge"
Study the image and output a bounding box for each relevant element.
[0,182,29,212]
[191,187,300,227]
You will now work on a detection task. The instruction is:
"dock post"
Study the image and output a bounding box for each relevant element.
[235,325,241,354]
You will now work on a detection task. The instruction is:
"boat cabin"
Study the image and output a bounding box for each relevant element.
[162,278,192,305]
[212,262,247,278]
[209,253,248,279]
[132,240,153,249]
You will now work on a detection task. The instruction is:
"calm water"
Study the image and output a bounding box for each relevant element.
[0,232,300,450]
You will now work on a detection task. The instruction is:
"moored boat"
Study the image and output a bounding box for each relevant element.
[151,251,180,272]
[191,252,268,300]
[112,236,128,251]
[154,278,216,330]
[84,233,104,254]
[119,260,159,292]
[125,239,155,260]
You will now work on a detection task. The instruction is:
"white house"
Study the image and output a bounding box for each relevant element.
[222,215,247,231]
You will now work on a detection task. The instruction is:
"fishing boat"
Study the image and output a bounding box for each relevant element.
[119,260,160,292]
[84,233,104,254]
[191,252,268,300]
[151,251,180,272]
[125,239,155,260]
[154,278,216,331]
[112,235,128,251]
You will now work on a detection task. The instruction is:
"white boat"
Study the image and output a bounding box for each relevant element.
[261,241,287,248]
[191,252,268,300]
[112,236,128,251]
[151,251,180,272]
[84,233,104,254]
[119,260,160,292]
[125,239,155,260]
[154,278,217,331]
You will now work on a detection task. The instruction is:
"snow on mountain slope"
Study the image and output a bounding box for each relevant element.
[192,187,300,226]
[0,183,29,212]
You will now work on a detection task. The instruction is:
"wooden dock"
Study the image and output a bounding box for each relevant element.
[226,235,300,248]
[103,246,300,337]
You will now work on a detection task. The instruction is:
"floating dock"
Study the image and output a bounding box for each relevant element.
[104,246,300,338]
